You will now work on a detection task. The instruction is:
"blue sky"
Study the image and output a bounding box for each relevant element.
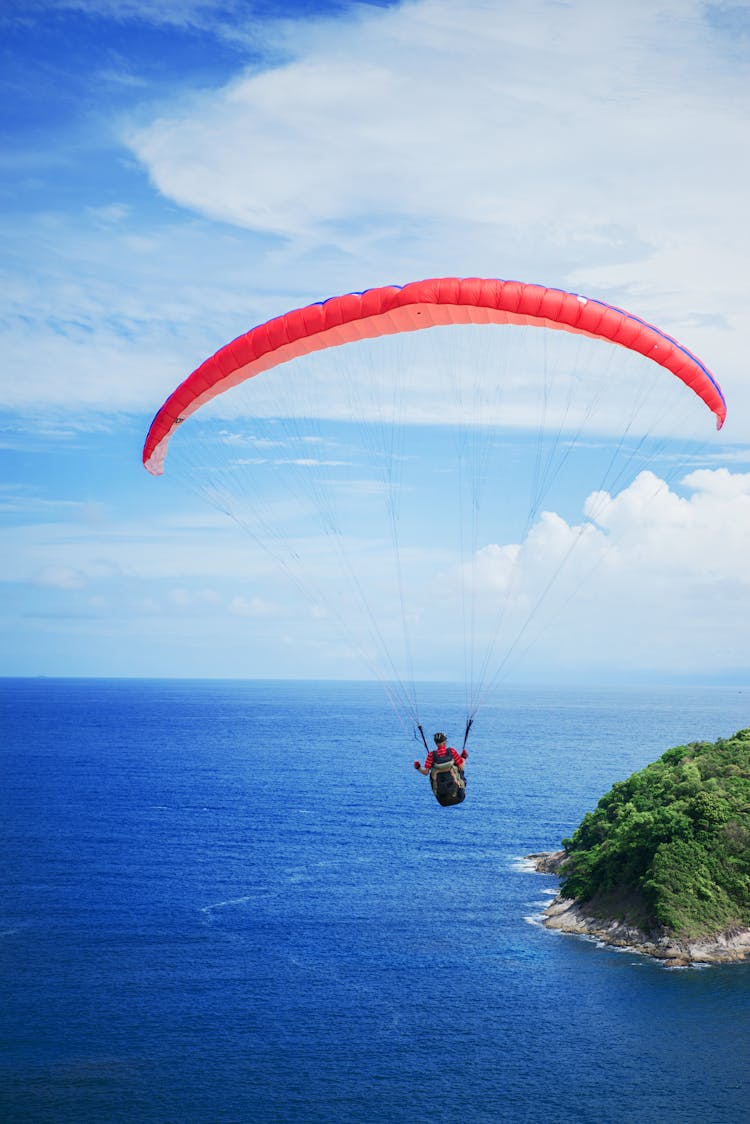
[2,0,750,688]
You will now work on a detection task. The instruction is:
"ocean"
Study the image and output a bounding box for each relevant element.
[2,678,750,1123]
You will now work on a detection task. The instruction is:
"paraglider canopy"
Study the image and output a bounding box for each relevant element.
[143,277,725,475]
[142,275,726,735]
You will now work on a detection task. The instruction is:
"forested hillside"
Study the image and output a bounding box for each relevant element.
[560,728,750,937]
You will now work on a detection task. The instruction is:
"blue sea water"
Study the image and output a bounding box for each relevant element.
[2,678,750,1124]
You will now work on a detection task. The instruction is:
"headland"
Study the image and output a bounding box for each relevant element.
[528,851,750,966]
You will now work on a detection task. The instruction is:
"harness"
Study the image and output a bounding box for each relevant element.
[431,745,456,772]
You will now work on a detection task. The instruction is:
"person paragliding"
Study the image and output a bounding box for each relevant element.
[414,732,467,807]
[143,276,726,793]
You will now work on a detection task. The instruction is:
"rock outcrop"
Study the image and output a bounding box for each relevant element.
[528,853,750,967]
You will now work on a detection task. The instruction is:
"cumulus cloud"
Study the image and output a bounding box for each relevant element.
[463,542,521,593]
[3,0,749,679]
[467,467,750,673]
[6,457,750,676]
[584,468,750,584]
[683,467,750,500]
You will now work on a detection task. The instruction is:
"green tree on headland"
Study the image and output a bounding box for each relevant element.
[559,728,750,938]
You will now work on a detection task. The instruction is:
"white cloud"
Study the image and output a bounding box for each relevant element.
[128,0,749,285]
[682,466,750,500]
[122,0,747,431]
[0,486,82,516]
[13,0,244,31]
[468,467,750,673]
[584,468,750,583]
[3,0,748,436]
[5,459,750,677]
[169,586,221,607]
[229,594,285,618]
[1,520,261,585]
[462,542,520,594]
[33,564,87,589]
[3,0,749,680]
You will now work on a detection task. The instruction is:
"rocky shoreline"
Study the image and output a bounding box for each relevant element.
[527,851,750,967]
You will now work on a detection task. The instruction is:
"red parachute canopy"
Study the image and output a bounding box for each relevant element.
[143,277,726,474]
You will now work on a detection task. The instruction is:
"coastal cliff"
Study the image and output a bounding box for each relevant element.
[528,727,750,966]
